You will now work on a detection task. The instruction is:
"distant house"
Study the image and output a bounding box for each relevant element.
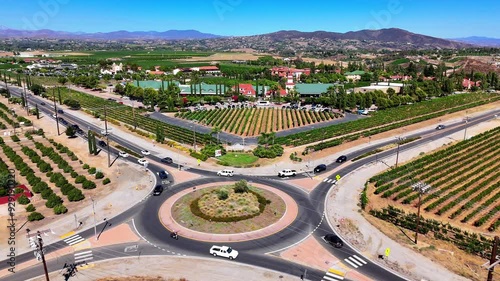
[390,74,412,81]
[354,82,403,94]
[462,78,481,89]
[233,84,256,96]
[294,83,341,97]
[191,66,221,75]
[344,70,366,81]
[271,66,310,79]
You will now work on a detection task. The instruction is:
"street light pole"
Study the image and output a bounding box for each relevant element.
[37,231,50,281]
[52,88,60,135]
[90,197,97,240]
[487,236,499,281]
[395,136,405,168]
[412,182,431,244]
[104,105,110,167]
[463,116,469,141]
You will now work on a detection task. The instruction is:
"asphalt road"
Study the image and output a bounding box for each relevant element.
[3,84,499,281]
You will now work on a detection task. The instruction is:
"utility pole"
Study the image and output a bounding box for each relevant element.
[90,197,97,240]
[52,88,60,135]
[463,116,469,141]
[412,182,431,244]
[104,105,110,167]
[487,236,499,281]
[23,81,29,115]
[35,231,50,281]
[132,100,137,130]
[394,136,406,168]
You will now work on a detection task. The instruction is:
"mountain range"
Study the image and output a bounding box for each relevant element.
[0,27,483,49]
[0,28,220,40]
[451,36,500,47]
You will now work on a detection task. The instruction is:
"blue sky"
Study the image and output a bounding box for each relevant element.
[1,0,499,38]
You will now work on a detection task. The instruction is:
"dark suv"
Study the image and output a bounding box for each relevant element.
[336,155,347,163]
[161,157,173,164]
[152,185,164,196]
[98,140,107,147]
[158,170,169,179]
[314,164,327,173]
[322,234,344,248]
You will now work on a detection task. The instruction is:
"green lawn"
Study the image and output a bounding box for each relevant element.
[218,153,258,166]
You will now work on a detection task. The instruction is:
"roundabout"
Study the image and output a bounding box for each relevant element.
[159,180,298,242]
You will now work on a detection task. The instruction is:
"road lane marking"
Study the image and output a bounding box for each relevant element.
[344,258,358,268]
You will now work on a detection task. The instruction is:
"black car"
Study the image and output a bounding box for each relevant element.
[98,140,107,147]
[71,124,80,130]
[158,170,169,180]
[336,155,347,163]
[40,102,46,106]
[152,185,164,196]
[436,125,446,130]
[161,157,173,164]
[57,109,64,114]
[314,164,327,173]
[322,234,343,248]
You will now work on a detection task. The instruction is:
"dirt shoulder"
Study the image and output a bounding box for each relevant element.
[30,256,298,281]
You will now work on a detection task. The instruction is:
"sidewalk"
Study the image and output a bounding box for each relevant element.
[58,100,500,176]
[325,118,499,281]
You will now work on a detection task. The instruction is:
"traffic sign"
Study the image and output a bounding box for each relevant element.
[335,174,341,181]
[385,247,391,257]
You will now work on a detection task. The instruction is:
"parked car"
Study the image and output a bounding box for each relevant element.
[217,169,234,177]
[436,125,446,130]
[138,158,149,165]
[314,164,327,173]
[158,170,169,179]
[209,245,239,260]
[161,157,173,164]
[152,185,164,196]
[322,234,344,248]
[141,150,150,155]
[336,155,347,163]
[118,151,129,158]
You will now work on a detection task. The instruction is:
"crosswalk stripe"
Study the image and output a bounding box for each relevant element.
[74,253,93,259]
[74,250,92,256]
[60,231,75,239]
[67,237,85,245]
[64,235,83,244]
[323,178,328,182]
[353,255,367,264]
[348,256,363,267]
[327,179,333,183]
[325,272,344,280]
[75,256,93,262]
[344,258,358,268]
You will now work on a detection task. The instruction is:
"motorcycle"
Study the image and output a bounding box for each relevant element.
[170,232,178,240]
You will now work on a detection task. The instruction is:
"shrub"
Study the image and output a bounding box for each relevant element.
[83,164,90,169]
[95,171,104,179]
[82,180,96,190]
[216,188,229,200]
[28,212,45,221]
[25,204,36,212]
[67,189,85,201]
[253,144,284,159]
[17,195,30,205]
[41,189,53,199]
[70,171,78,178]
[234,180,249,193]
[53,204,68,215]
[11,135,20,142]
[102,178,111,185]
[88,167,96,174]
[14,187,24,194]
[75,175,86,184]
[45,194,63,208]
[32,182,48,193]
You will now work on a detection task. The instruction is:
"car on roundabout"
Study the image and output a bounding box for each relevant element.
[152,185,163,196]
[161,157,173,164]
[209,245,238,260]
[138,158,149,165]
[217,169,234,177]
[322,234,344,248]
[141,149,151,155]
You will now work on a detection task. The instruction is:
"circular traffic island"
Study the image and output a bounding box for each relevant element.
[160,180,298,241]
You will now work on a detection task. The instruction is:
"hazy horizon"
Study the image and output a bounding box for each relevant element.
[1,0,499,38]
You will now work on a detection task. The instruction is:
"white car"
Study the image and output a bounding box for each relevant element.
[138,159,149,165]
[217,169,234,177]
[118,151,129,158]
[209,245,238,260]
[141,150,150,155]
